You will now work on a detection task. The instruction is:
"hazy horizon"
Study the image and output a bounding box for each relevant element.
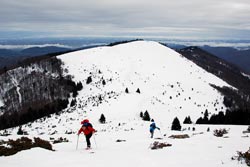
[1,0,250,40]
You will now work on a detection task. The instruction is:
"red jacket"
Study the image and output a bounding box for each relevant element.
[78,126,96,135]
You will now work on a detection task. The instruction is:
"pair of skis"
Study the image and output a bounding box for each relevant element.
[76,134,97,150]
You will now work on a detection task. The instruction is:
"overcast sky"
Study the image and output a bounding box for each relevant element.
[0,0,250,40]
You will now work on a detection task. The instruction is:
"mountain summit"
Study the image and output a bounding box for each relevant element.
[56,41,231,128]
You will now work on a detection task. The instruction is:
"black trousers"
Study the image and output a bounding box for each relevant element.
[85,133,92,147]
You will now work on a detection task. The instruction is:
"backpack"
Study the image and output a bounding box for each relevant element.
[150,122,156,132]
[82,122,93,128]
[81,119,93,129]
[150,122,156,129]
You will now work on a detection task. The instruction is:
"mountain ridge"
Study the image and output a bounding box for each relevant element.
[0,40,249,131]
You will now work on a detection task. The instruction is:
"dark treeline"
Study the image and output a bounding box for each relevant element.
[0,79,83,130]
[0,99,68,130]
[196,109,250,125]
[196,85,250,125]
[0,56,83,130]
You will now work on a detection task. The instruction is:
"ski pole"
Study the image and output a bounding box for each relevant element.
[93,134,97,148]
[76,135,79,150]
[159,129,163,138]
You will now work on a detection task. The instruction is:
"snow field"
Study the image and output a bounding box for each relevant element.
[0,41,248,167]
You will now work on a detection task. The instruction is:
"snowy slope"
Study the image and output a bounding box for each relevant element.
[1,41,249,167]
[57,40,231,127]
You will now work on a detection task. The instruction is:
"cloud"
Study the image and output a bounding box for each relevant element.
[0,0,250,39]
[0,44,72,50]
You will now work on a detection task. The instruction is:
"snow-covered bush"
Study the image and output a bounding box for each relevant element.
[33,137,53,151]
[52,137,69,144]
[0,137,53,156]
[150,141,172,150]
[232,149,250,166]
[243,126,250,134]
[169,134,189,139]
[213,128,228,137]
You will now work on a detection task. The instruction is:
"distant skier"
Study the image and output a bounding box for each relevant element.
[149,119,160,138]
[77,119,96,149]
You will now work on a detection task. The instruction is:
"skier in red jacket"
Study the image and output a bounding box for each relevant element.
[77,119,96,149]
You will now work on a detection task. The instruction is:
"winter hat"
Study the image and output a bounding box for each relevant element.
[81,119,89,124]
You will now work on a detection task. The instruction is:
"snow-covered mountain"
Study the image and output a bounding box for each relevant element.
[0,41,249,167]
[57,41,230,126]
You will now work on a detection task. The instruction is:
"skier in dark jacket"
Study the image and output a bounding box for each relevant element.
[149,119,160,138]
[77,119,96,149]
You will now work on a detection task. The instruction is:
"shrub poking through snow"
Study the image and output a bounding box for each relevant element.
[0,137,53,156]
[52,137,69,144]
[99,114,106,124]
[150,141,172,150]
[169,134,190,139]
[17,126,28,135]
[171,117,181,131]
[243,126,250,134]
[33,137,53,150]
[232,148,250,166]
[213,128,228,137]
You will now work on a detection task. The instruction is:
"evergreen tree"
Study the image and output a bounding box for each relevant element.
[102,80,106,85]
[99,114,106,124]
[125,88,129,93]
[171,117,181,131]
[17,126,24,135]
[183,116,192,124]
[86,76,92,84]
[76,82,83,91]
[72,90,78,97]
[203,109,209,123]
[140,112,143,118]
[136,88,141,94]
[70,99,76,107]
[143,110,150,121]
[196,117,204,124]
